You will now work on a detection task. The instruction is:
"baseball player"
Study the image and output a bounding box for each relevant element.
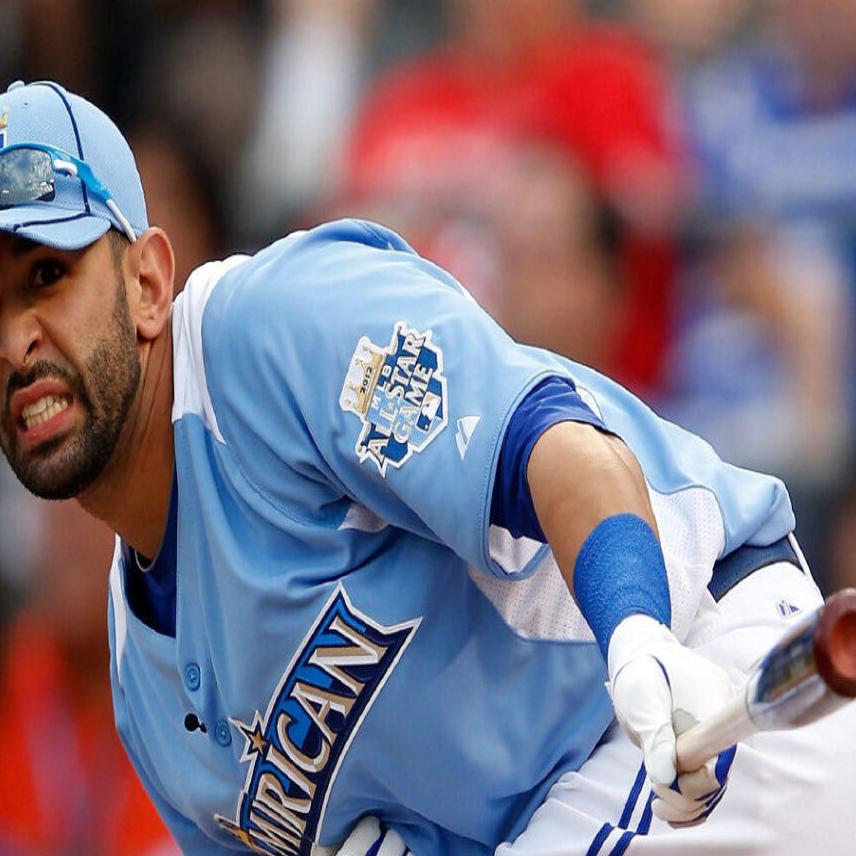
[0,80,854,856]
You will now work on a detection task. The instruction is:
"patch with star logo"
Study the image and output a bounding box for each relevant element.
[0,107,8,148]
[339,322,448,476]
[215,585,420,855]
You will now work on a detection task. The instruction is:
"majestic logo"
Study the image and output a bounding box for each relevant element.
[215,586,421,855]
[454,416,480,460]
[777,599,801,618]
[340,323,448,475]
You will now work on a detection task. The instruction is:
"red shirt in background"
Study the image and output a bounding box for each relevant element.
[343,24,681,393]
[0,616,177,856]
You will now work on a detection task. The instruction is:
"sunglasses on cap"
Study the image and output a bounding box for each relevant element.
[0,142,137,243]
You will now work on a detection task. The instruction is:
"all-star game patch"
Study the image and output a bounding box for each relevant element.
[340,323,447,475]
[0,107,8,148]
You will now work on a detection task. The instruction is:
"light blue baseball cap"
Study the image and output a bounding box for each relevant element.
[0,80,148,249]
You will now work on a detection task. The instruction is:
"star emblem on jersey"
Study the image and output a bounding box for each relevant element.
[339,323,448,475]
[238,719,270,756]
[215,585,421,855]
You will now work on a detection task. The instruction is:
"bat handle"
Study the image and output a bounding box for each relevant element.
[675,689,756,773]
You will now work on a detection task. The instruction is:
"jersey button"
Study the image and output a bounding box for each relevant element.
[184,663,201,691]
[214,719,232,746]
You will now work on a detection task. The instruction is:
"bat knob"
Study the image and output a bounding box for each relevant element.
[814,588,856,698]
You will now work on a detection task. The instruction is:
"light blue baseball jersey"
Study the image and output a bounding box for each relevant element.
[107,219,795,855]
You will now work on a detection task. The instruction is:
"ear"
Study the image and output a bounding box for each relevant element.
[126,228,176,341]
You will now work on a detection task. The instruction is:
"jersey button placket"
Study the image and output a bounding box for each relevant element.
[214,719,232,746]
[184,662,201,692]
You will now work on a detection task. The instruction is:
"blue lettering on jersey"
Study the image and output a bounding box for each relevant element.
[215,585,421,855]
[339,322,447,475]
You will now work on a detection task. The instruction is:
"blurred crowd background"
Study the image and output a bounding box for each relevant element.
[3,0,856,852]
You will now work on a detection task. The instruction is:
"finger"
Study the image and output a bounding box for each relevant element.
[643,725,678,787]
[674,758,719,801]
[652,796,707,825]
[651,782,706,813]
[611,656,677,785]
[677,744,736,798]
[653,780,730,827]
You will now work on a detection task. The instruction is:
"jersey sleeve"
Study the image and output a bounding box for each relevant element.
[491,375,606,540]
[201,219,577,578]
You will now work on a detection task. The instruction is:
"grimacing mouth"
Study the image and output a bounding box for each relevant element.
[18,392,74,431]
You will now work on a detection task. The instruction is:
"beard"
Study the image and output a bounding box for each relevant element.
[1,275,141,500]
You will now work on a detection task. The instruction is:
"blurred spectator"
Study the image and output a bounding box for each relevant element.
[490,140,626,373]
[237,0,382,237]
[0,463,43,597]
[827,472,856,591]
[337,0,683,394]
[0,3,23,91]
[0,501,177,856]
[7,0,104,99]
[130,0,262,185]
[129,125,227,289]
[1,1,263,256]
[659,223,852,481]
[682,0,856,238]
[626,0,757,65]
[655,218,853,585]
[649,0,856,574]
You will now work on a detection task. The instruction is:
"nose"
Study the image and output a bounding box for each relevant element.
[0,304,42,374]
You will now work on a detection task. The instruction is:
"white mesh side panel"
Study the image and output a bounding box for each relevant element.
[171,255,250,442]
[487,525,544,574]
[650,485,725,642]
[469,485,725,642]
[338,502,389,533]
[469,551,594,641]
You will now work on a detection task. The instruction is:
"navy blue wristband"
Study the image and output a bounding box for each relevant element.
[573,514,671,659]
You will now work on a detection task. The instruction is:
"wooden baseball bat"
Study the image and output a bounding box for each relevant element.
[676,587,856,773]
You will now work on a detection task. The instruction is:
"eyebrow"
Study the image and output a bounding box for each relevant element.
[9,236,43,258]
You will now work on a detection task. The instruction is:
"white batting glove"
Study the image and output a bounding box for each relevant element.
[607,614,738,826]
[332,816,412,856]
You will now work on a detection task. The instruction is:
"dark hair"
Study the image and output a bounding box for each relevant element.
[107,228,130,268]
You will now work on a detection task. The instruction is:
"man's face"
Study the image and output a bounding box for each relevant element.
[0,232,140,499]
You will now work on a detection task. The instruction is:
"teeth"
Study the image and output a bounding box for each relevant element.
[21,395,71,430]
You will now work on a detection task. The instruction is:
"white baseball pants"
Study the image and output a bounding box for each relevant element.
[496,561,856,856]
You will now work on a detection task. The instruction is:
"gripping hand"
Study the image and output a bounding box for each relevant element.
[607,615,738,825]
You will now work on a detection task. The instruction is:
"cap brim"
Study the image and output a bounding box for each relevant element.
[0,205,111,250]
